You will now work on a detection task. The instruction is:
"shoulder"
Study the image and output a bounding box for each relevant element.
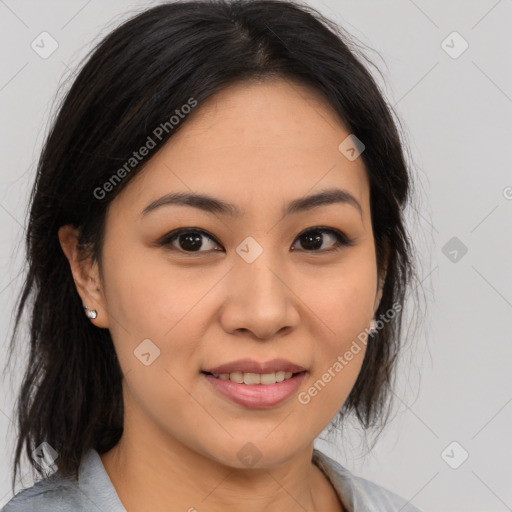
[1,473,87,512]
[312,448,423,512]
[1,450,124,512]
[349,472,423,512]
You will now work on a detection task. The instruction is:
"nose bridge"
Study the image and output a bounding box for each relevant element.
[220,236,299,338]
[234,237,285,305]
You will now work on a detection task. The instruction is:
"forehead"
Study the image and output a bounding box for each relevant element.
[114,78,370,221]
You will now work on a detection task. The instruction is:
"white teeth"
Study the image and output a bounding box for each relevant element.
[229,372,244,383]
[212,371,295,384]
[243,373,260,385]
[261,372,277,385]
[275,371,286,383]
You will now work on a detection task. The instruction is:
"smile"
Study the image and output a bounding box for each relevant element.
[201,371,307,409]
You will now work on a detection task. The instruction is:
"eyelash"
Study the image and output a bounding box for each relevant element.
[157,226,355,255]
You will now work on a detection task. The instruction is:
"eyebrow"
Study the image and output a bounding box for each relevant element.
[140,187,363,219]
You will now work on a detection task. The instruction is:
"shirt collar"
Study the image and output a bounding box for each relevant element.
[78,450,126,511]
[312,448,357,511]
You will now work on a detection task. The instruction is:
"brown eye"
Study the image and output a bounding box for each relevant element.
[159,229,222,253]
[291,228,354,252]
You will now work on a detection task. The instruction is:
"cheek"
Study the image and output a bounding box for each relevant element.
[298,255,377,343]
[102,241,206,337]
[294,255,376,407]
[296,286,371,427]
[100,244,227,401]
[100,247,209,425]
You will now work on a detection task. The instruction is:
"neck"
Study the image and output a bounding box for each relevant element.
[100,417,341,512]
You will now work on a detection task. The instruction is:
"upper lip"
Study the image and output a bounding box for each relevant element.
[202,358,307,375]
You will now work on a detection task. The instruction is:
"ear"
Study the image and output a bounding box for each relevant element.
[373,242,390,314]
[58,224,110,329]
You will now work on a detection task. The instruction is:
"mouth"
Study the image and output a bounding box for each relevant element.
[200,370,307,409]
[201,370,306,385]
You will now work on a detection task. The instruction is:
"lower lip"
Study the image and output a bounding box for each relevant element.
[202,371,307,409]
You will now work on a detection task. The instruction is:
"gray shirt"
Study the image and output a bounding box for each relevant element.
[1,448,422,511]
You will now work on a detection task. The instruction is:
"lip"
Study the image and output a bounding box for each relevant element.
[202,371,307,409]
[202,358,307,375]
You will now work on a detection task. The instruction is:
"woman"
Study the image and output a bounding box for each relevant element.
[3,0,423,510]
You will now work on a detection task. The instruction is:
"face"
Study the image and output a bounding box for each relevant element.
[67,78,385,469]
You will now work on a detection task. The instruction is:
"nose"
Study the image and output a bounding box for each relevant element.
[219,254,300,340]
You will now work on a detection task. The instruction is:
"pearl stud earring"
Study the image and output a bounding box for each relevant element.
[83,305,97,320]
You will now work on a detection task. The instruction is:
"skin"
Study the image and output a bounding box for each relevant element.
[59,77,387,512]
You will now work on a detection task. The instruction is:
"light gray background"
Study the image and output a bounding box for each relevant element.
[1,1,511,511]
